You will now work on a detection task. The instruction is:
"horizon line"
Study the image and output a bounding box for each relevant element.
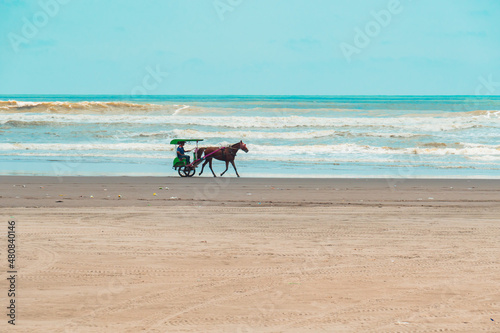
[1,94,499,97]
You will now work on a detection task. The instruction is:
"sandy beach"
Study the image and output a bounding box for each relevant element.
[1,177,499,332]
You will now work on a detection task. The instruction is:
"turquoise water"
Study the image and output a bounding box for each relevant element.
[1,95,499,178]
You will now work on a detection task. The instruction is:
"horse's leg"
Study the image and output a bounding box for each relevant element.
[199,159,208,176]
[220,160,229,176]
[230,160,240,177]
[208,159,217,177]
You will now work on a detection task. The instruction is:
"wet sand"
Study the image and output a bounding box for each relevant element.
[1,176,499,208]
[0,177,499,332]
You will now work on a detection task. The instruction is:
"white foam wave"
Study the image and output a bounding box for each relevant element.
[466,155,500,161]
[247,143,500,157]
[2,152,490,168]
[1,114,498,131]
[0,152,167,159]
[172,105,189,115]
[131,129,421,139]
[1,142,498,157]
[0,143,174,152]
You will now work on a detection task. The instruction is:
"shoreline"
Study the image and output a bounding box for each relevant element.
[3,174,500,179]
[1,176,499,208]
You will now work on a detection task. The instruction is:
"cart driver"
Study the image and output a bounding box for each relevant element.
[177,141,191,164]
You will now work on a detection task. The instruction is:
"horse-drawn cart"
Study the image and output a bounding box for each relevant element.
[171,138,249,177]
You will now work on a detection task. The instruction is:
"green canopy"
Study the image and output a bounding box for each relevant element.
[169,139,204,145]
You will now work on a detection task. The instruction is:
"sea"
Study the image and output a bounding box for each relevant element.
[1,95,499,178]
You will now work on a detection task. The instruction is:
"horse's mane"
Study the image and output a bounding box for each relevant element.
[219,142,240,149]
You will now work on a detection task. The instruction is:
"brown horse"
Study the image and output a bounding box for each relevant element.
[197,141,249,177]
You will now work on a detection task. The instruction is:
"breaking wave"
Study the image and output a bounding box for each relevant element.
[449,110,500,118]
[130,129,424,140]
[0,100,174,113]
[1,142,498,157]
[1,114,498,132]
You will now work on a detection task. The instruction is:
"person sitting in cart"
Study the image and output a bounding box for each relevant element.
[177,141,191,164]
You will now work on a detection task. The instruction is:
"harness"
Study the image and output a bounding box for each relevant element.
[194,146,225,163]
[221,146,237,158]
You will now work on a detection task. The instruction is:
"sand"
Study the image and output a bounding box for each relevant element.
[1,177,499,332]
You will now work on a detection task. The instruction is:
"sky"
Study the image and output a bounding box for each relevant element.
[0,0,499,95]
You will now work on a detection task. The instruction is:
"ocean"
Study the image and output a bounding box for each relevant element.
[1,95,499,178]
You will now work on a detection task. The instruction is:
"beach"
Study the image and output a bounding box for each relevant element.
[3,0,500,332]
[1,177,499,332]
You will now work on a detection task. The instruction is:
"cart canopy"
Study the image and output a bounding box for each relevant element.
[169,139,204,145]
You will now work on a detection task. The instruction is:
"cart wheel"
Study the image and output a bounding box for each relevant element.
[178,167,188,177]
[186,167,195,177]
[178,166,195,177]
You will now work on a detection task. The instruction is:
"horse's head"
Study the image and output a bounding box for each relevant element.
[239,140,249,153]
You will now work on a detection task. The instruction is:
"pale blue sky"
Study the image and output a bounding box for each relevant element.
[0,0,499,95]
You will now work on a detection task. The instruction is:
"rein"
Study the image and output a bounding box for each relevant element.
[187,142,242,166]
[197,147,222,160]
